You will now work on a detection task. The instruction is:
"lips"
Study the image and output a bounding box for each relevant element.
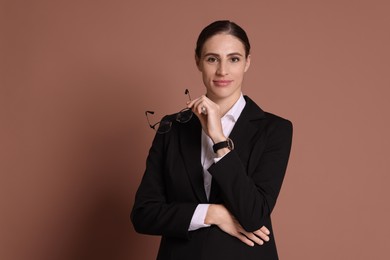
[213,80,233,87]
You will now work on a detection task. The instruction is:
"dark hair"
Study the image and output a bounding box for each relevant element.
[195,20,251,58]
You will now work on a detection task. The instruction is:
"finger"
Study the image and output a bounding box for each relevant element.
[253,229,270,242]
[260,226,270,235]
[243,231,264,246]
[187,95,206,107]
[201,106,207,115]
[186,98,200,108]
[234,232,255,247]
[189,96,217,117]
[193,99,209,115]
[235,222,263,246]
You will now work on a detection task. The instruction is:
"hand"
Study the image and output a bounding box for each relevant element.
[205,204,270,247]
[187,95,226,143]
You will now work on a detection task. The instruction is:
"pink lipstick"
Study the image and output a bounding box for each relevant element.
[213,80,233,87]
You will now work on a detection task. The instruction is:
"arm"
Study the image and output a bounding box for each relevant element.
[131,131,198,239]
[209,118,293,231]
[205,204,271,247]
[187,96,292,236]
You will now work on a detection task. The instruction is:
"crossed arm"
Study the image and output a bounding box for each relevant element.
[187,96,291,246]
[205,204,270,246]
[132,96,292,246]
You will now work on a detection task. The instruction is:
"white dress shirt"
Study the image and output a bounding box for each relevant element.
[189,94,246,231]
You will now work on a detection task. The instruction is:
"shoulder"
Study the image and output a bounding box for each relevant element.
[262,112,293,141]
[244,96,292,126]
[264,112,292,128]
[158,111,201,138]
[243,96,293,137]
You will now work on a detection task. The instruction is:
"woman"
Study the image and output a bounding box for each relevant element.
[131,20,293,260]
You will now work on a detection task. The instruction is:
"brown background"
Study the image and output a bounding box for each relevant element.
[1,0,389,259]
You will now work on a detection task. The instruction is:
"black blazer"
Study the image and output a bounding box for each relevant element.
[131,96,293,260]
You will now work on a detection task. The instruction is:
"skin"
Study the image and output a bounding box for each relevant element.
[187,33,270,247]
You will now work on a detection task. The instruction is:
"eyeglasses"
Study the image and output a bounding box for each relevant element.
[145,89,193,134]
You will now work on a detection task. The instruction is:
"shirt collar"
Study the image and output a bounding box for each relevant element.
[222,93,246,123]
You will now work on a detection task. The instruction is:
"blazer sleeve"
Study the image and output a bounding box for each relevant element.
[131,131,198,239]
[208,117,293,232]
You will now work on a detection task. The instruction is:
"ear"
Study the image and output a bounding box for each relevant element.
[195,54,201,71]
[244,54,251,72]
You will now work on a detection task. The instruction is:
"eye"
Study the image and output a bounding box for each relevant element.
[230,57,240,63]
[206,56,218,63]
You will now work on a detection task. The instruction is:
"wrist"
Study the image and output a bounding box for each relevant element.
[213,137,234,154]
[205,204,223,225]
[216,147,230,158]
[211,135,227,144]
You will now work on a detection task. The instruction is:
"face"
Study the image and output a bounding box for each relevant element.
[196,33,251,103]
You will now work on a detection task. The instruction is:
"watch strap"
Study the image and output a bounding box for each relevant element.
[213,138,234,153]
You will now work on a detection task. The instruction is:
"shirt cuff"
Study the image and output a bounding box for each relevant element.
[188,204,211,231]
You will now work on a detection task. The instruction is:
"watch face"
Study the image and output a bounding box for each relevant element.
[227,138,234,150]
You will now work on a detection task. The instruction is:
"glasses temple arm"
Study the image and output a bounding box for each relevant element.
[145,111,157,129]
[185,89,191,101]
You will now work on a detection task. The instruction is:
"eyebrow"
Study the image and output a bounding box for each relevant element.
[203,52,244,57]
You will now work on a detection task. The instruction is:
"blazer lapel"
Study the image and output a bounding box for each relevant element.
[229,96,265,155]
[179,117,208,202]
[209,96,266,203]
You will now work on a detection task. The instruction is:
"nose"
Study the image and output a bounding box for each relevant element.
[216,61,228,76]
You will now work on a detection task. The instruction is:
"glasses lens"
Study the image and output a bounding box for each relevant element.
[156,120,172,134]
[177,108,193,123]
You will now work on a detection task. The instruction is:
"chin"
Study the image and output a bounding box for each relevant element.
[209,88,240,100]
